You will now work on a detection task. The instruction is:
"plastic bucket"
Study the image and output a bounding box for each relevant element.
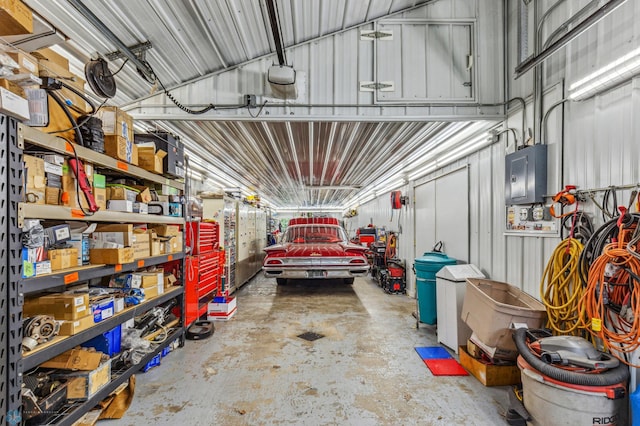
[414,252,456,324]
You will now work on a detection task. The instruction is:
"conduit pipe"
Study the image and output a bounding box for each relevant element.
[515,0,628,78]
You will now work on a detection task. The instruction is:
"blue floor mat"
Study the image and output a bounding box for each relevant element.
[415,346,452,360]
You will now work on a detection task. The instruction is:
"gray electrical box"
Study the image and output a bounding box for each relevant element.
[505,144,547,205]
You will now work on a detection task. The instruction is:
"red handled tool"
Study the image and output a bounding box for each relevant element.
[68,158,99,212]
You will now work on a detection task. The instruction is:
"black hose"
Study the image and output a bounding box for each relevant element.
[513,328,629,386]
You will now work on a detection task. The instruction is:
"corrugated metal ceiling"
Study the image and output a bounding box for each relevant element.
[15,0,500,210]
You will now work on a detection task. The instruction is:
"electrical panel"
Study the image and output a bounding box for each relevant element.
[504,144,547,205]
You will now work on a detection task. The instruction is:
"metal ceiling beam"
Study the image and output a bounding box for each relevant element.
[265,0,287,66]
[66,0,155,82]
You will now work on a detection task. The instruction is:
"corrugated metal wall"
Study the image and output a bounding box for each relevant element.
[350,0,640,301]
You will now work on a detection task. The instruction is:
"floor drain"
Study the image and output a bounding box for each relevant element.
[298,331,325,341]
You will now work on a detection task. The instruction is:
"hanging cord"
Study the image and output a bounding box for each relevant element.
[560,211,593,244]
[602,187,618,222]
[578,215,640,366]
[540,208,586,336]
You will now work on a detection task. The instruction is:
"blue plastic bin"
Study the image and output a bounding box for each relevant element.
[142,353,162,372]
[414,252,456,325]
[81,324,122,356]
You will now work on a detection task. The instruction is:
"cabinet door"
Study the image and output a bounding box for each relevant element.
[375,21,474,102]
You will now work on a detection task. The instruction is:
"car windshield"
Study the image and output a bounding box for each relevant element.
[283,225,348,244]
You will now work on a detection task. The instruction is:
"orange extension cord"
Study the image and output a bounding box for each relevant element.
[579,226,640,366]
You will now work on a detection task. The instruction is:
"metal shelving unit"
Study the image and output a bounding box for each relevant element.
[7,119,188,424]
[22,253,185,294]
[22,287,183,370]
[43,327,184,426]
[3,113,24,425]
[19,124,184,191]
[19,203,185,228]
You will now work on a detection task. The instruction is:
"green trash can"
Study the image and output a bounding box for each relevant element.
[414,251,456,325]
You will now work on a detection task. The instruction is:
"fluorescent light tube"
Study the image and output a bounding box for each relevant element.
[569,46,640,100]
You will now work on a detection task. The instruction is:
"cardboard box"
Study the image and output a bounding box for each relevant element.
[7,50,38,74]
[92,173,106,189]
[96,106,133,140]
[48,248,79,271]
[164,273,177,289]
[24,293,90,320]
[150,224,181,237]
[107,199,133,213]
[33,48,70,70]
[207,296,237,321]
[44,161,63,176]
[0,78,25,97]
[143,283,158,299]
[132,231,150,259]
[90,247,134,265]
[131,185,152,203]
[68,224,93,266]
[104,135,136,164]
[137,146,167,174]
[35,54,87,113]
[58,315,95,336]
[60,175,90,210]
[0,0,33,35]
[40,347,103,370]
[469,332,518,361]
[458,346,521,387]
[92,297,114,322]
[167,233,183,253]
[23,154,46,204]
[52,359,112,401]
[107,186,138,202]
[94,187,107,210]
[148,231,165,256]
[35,260,51,276]
[0,85,29,121]
[92,224,134,247]
[133,202,148,214]
[113,297,125,313]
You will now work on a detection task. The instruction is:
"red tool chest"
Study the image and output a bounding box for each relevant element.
[186,221,219,255]
[184,248,221,327]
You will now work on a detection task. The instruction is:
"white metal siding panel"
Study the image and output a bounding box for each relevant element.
[428,24,453,99]
[403,24,427,99]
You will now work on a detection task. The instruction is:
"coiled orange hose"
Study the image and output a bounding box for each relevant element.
[579,226,640,366]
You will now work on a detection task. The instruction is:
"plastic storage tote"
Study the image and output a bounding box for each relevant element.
[461,278,546,351]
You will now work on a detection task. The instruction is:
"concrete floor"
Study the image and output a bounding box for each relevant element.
[107,275,511,425]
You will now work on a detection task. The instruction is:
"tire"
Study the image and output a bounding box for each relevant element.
[344,278,354,284]
[276,278,287,285]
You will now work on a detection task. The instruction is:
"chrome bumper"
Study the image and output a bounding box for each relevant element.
[263,266,369,279]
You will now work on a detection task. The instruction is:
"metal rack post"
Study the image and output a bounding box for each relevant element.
[2,114,24,424]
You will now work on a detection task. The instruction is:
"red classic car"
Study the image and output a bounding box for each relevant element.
[263,217,369,285]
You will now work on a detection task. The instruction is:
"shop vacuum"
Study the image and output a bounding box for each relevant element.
[510,329,629,426]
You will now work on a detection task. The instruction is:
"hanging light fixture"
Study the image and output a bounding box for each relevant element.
[568,46,640,100]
